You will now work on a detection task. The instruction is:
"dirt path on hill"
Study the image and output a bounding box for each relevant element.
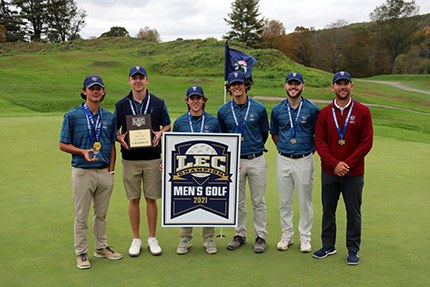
[356,79,430,95]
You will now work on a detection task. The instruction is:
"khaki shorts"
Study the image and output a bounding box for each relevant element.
[122,158,162,200]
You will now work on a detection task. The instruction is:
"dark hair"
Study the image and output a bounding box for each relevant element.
[81,86,106,102]
[225,79,252,95]
[184,95,209,111]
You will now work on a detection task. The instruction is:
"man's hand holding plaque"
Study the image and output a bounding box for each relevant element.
[125,114,154,149]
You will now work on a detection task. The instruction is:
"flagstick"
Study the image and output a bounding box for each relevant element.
[223,80,227,104]
[219,80,227,239]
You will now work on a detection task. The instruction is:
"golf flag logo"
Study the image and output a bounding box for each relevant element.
[225,42,258,82]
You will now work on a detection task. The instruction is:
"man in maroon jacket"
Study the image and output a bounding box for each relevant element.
[313,71,373,265]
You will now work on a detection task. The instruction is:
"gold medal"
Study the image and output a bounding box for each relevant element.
[290,138,297,144]
[241,137,245,142]
[338,139,345,145]
[93,141,102,150]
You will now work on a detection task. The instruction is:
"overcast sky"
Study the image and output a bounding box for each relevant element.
[74,0,430,42]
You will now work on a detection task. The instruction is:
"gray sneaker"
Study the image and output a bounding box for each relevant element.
[177,240,191,255]
[227,235,246,250]
[254,237,266,253]
[203,240,217,254]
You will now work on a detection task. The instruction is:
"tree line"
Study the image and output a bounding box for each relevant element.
[224,0,430,76]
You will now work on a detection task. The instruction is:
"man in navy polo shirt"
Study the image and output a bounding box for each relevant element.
[115,66,171,257]
[270,72,320,253]
[217,71,270,253]
[173,85,220,255]
[60,75,123,269]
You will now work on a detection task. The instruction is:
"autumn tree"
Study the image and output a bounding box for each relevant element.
[261,19,286,51]
[136,26,160,42]
[370,0,420,74]
[224,0,264,48]
[284,26,315,67]
[340,29,374,77]
[314,20,352,73]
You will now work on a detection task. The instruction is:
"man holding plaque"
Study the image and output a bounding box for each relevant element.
[172,85,220,255]
[60,75,123,269]
[115,66,171,257]
[217,71,270,253]
[270,72,320,253]
[313,71,373,265]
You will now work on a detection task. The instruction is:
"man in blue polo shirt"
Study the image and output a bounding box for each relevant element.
[60,75,123,269]
[217,71,270,253]
[173,85,220,255]
[270,72,320,253]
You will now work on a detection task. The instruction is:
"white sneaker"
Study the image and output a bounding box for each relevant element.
[300,240,312,253]
[147,238,162,256]
[128,238,142,257]
[277,238,293,251]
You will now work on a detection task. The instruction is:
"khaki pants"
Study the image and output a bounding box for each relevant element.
[235,155,268,239]
[180,227,215,242]
[71,167,114,255]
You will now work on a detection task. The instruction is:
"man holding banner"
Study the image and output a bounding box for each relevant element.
[115,66,171,257]
[217,71,270,253]
[172,85,221,255]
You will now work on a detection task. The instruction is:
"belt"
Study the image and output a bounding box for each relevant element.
[279,152,311,159]
[240,152,263,159]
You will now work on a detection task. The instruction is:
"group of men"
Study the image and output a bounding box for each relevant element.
[60,66,373,270]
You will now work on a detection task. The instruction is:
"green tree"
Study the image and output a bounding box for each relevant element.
[223,0,264,48]
[0,0,25,42]
[136,26,160,42]
[12,0,47,42]
[45,0,86,42]
[100,26,129,38]
[370,0,420,74]
[340,29,374,77]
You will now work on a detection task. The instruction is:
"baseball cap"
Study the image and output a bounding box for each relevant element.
[285,72,304,83]
[333,71,352,84]
[186,85,204,98]
[83,75,104,88]
[129,66,147,77]
[227,71,246,85]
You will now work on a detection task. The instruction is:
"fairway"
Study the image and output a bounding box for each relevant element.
[0,116,429,287]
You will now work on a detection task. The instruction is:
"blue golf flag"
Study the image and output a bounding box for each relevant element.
[224,43,258,82]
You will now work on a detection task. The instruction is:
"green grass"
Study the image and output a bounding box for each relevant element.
[0,116,429,286]
[1,39,430,286]
[365,74,430,91]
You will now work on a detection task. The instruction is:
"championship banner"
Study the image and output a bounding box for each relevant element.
[162,132,241,227]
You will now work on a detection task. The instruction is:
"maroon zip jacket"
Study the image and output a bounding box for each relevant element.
[315,99,373,177]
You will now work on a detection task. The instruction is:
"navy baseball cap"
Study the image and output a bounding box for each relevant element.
[228,71,246,85]
[83,75,104,88]
[129,66,147,77]
[285,72,304,83]
[333,71,352,84]
[186,85,204,98]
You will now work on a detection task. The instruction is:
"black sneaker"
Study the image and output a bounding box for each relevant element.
[227,235,246,250]
[346,252,360,265]
[254,237,266,253]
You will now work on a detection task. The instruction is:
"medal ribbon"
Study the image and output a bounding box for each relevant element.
[332,100,354,141]
[188,111,205,133]
[128,93,151,115]
[286,98,303,139]
[83,103,103,147]
[230,98,251,136]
